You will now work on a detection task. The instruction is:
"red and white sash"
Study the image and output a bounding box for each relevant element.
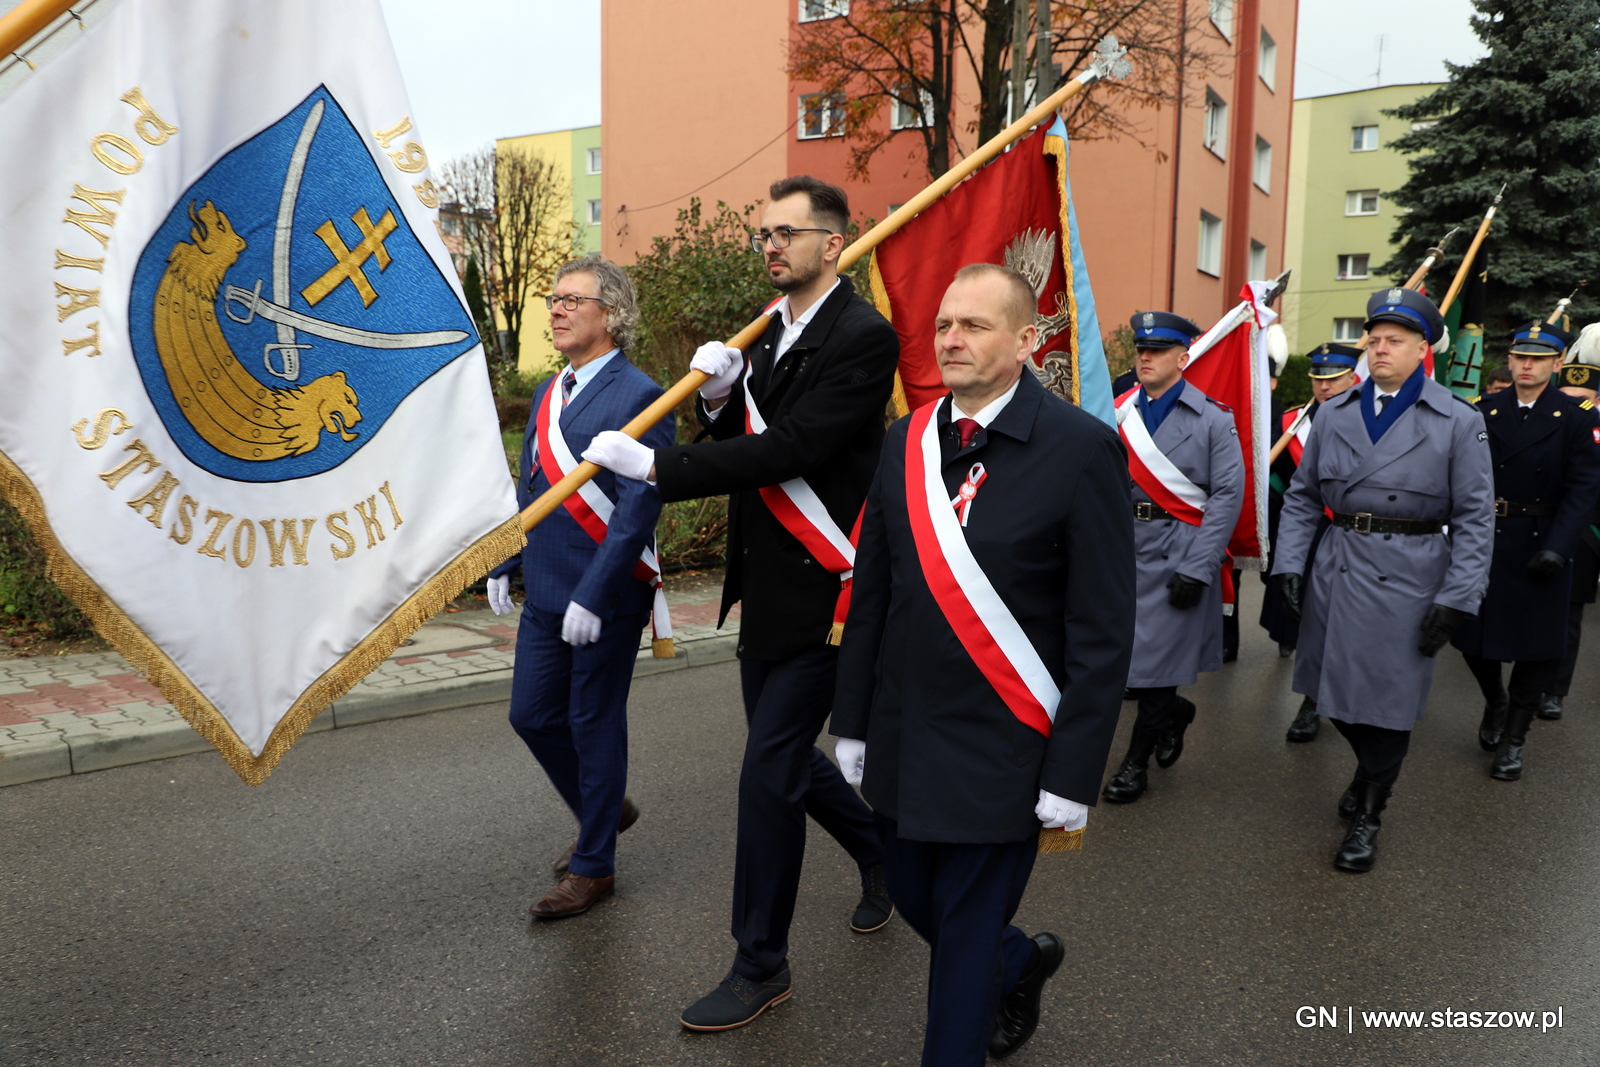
[904,400,1059,737]
[1115,388,1207,525]
[741,366,861,642]
[1283,405,1312,466]
[535,378,673,655]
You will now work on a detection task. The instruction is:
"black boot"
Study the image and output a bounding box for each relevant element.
[1102,725,1159,803]
[1478,693,1508,752]
[1491,700,1537,781]
[1337,774,1360,820]
[1154,698,1197,769]
[1537,694,1564,721]
[1334,779,1390,873]
[1286,696,1320,743]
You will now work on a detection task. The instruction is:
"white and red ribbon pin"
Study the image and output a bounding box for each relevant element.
[950,463,987,527]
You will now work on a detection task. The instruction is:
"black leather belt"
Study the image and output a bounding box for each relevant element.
[1134,501,1178,522]
[1332,512,1442,535]
[1494,499,1555,517]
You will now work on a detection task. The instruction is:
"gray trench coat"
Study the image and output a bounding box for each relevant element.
[1273,377,1494,728]
[1125,383,1245,688]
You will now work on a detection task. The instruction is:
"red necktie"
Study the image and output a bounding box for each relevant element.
[955,417,980,449]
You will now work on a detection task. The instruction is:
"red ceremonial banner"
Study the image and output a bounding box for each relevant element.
[1181,299,1267,568]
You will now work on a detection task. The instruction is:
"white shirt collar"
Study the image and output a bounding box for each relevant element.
[562,348,619,400]
[951,376,1022,427]
[778,278,840,331]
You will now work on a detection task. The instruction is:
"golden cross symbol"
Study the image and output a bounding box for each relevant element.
[301,206,398,308]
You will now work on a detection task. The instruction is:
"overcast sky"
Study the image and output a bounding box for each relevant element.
[377,0,1489,165]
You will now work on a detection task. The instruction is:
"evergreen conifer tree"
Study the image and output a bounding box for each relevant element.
[1380,0,1600,334]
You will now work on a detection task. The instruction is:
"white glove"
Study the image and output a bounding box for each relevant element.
[835,737,866,786]
[691,341,743,401]
[1035,789,1087,831]
[582,430,656,482]
[561,601,602,646]
[487,574,514,616]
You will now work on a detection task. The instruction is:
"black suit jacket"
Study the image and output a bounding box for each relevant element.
[1452,386,1600,659]
[654,275,900,660]
[831,371,1136,843]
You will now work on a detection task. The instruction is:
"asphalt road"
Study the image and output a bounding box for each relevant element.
[4,582,1600,1066]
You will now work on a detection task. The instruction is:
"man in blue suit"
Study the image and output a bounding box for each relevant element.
[487,255,673,919]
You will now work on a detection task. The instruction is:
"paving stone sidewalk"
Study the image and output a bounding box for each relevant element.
[0,585,740,787]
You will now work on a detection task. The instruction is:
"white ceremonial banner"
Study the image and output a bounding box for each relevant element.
[0,0,521,783]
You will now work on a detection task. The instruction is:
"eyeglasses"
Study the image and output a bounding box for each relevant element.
[544,294,607,311]
[749,227,836,253]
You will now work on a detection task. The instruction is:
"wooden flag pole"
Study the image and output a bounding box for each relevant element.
[0,0,79,58]
[517,37,1134,533]
[1438,184,1505,317]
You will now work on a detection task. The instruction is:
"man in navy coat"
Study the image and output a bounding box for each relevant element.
[831,264,1135,1066]
[487,255,673,919]
[1451,321,1600,779]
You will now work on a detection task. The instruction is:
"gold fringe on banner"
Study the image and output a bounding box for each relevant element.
[651,637,675,658]
[1040,131,1083,409]
[0,446,525,785]
[1037,826,1084,854]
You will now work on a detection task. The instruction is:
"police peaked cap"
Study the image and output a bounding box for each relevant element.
[1308,342,1362,379]
[1559,363,1598,390]
[1130,311,1203,349]
[1363,287,1444,345]
[1509,319,1573,357]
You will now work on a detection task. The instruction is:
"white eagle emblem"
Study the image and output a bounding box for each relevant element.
[1003,228,1075,399]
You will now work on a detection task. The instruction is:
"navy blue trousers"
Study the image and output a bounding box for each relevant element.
[730,645,883,981]
[875,814,1038,1067]
[509,603,649,879]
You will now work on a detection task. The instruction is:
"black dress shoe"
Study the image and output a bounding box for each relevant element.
[1102,725,1159,804]
[1278,643,1294,658]
[989,933,1065,1059]
[1492,701,1537,781]
[1478,696,1508,753]
[680,965,792,1032]
[1334,780,1389,873]
[1154,698,1196,769]
[1285,696,1320,743]
[1537,694,1564,721]
[554,796,640,874]
[850,863,895,933]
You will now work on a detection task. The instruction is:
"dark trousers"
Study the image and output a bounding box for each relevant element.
[508,604,648,879]
[1129,685,1180,732]
[1222,567,1242,658]
[1329,718,1411,787]
[1461,654,1560,705]
[1552,602,1586,697]
[874,814,1038,1067]
[731,645,883,981]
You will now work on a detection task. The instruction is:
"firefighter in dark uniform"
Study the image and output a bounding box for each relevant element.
[1263,343,1362,741]
[1451,321,1600,780]
[1546,361,1600,718]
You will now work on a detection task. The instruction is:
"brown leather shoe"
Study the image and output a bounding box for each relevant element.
[553,796,640,874]
[529,873,615,919]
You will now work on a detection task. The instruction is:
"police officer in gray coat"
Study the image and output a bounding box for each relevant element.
[1103,312,1245,804]
[1274,287,1494,873]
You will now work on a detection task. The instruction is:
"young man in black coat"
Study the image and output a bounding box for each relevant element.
[830,264,1135,1066]
[583,176,900,1031]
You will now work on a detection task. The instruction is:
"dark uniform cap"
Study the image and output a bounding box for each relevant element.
[1363,286,1444,345]
[1509,320,1572,357]
[1308,342,1362,379]
[1559,363,1598,390]
[1130,311,1203,349]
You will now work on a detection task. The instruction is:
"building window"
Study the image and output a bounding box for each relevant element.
[890,87,934,131]
[1198,211,1223,277]
[1203,89,1228,158]
[799,0,848,21]
[1345,189,1380,216]
[887,203,905,215]
[1259,28,1277,90]
[1410,120,1438,132]
[439,215,459,236]
[1209,0,1234,40]
[1351,125,1379,151]
[1253,136,1272,192]
[1337,254,1370,280]
[1249,240,1268,280]
[586,147,601,175]
[1333,318,1363,342]
[587,199,602,226]
[798,92,845,139]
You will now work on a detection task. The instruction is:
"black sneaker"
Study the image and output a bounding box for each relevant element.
[850,863,895,933]
[679,965,792,1032]
[989,932,1065,1059]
